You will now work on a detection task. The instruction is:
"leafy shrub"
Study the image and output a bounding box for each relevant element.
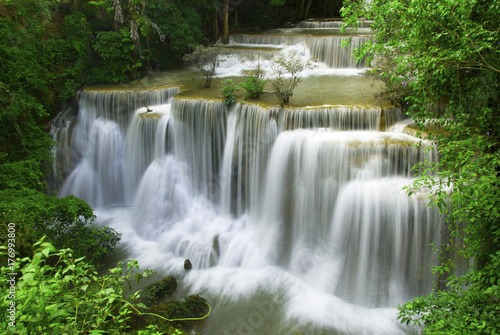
[0,188,120,263]
[240,58,266,99]
[398,252,500,334]
[0,239,154,335]
[240,73,266,99]
[0,159,120,263]
[342,0,500,332]
[220,79,240,105]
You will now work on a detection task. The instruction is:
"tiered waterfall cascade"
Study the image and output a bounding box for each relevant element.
[52,21,441,335]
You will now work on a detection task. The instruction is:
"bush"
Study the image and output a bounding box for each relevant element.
[220,79,240,105]
[240,58,266,99]
[0,239,154,334]
[269,51,315,106]
[0,159,120,263]
[342,0,500,332]
[398,252,500,334]
[240,73,266,99]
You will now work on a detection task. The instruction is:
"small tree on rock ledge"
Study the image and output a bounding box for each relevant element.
[182,45,228,88]
[269,51,316,107]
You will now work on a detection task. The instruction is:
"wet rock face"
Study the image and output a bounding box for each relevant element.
[184,259,192,270]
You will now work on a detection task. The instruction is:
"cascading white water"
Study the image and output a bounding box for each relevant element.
[52,21,443,335]
[296,20,374,29]
[278,106,383,130]
[229,34,370,68]
[59,118,125,207]
[296,21,344,28]
[54,87,179,206]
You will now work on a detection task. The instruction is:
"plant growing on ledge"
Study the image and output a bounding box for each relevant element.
[182,45,228,88]
[220,79,240,105]
[240,58,266,99]
[269,51,316,107]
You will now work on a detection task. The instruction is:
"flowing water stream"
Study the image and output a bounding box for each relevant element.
[51,22,442,334]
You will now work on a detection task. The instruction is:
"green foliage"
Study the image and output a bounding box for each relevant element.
[183,45,227,88]
[342,0,500,332]
[220,79,240,105]
[0,239,154,335]
[0,190,121,263]
[147,2,204,68]
[0,160,45,191]
[240,73,266,99]
[0,160,120,263]
[269,51,316,107]
[240,60,266,99]
[91,28,139,84]
[57,13,92,100]
[0,18,52,161]
[136,324,183,335]
[398,252,500,334]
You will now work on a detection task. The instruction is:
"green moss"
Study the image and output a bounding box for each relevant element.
[139,112,163,119]
[150,295,209,331]
[144,276,178,303]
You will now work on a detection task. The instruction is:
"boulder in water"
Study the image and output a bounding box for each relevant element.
[144,276,178,302]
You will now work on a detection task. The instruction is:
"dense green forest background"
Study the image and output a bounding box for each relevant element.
[0,0,499,334]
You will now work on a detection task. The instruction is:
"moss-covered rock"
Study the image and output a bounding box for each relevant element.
[144,276,178,303]
[152,295,210,331]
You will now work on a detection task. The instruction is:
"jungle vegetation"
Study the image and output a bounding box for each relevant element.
[342,0,500,333]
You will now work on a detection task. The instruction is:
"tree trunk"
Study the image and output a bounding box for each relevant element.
[214,9,219,41]
[304,0,314,19]
[298,0,305,19]
[223,0,230,44]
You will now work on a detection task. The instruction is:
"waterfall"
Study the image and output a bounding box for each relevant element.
[51,21,443,335]
[55,87,179,206]
[229,34,370,68]
[296,20,374,29]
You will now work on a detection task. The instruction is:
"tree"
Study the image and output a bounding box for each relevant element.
[222,0,230,43]
[182,45,228,88]
[146,2,204,68]
[269,51,315,107]
[342,0,500,332]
